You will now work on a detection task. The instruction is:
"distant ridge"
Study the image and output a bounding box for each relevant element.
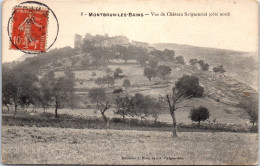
[15,54,37,62]
[150,43,258,90]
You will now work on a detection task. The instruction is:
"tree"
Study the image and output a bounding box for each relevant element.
[189,107,210,125]
[157,65,171,80]
[144,67,156,81]
[148,58,158,68]
[131,94,161,122]
[238,97,258,125]
[104,49,115,62]
[198,60,209,71]
[213,65,226,73]
[88,88,111,121]
[176,56,185,64]
[39,71,55,112]
[80,59,90,69]
[136,47,149,66]
[52,70,76,118]
[189,59,198,65]
[2,70,19,115]
[122,79,131,88]
[201,63,209,71]
[90,47,106,61]
[114,67,123,78]
[112,45,130,63]
[148,100,162,124]
[95,75,115,87]
[2,67,40,117]
[175,75,204,97]
[160,75,204,137]
[150,50,163,59]
[162,49,175,60]
[115,95,134,120]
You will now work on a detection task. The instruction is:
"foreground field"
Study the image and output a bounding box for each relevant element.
[2,126,258,165]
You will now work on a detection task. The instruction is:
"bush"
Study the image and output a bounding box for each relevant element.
[189,59,198,65]
[189,107,210,125]
[113,88,123,93]
[114,67,123,78]
[111,117,124,123]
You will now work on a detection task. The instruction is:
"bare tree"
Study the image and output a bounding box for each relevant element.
[89,88,111,121]
[160,75,204,137]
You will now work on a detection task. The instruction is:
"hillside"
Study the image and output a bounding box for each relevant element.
[16,42,258,90]
[46,57,257,124]
[15,54,37,62]
[8,38,258,125]
[150,43,258,90]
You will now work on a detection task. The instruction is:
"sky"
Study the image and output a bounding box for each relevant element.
[2,0,258,62]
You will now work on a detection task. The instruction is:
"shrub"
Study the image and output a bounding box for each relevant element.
[189,107,210,125]
[113,88,123,94]
[114,67,123,78]
[189,59,198,65]
[198,60,209,71]
[111,117,124,123]
[213,65,226,73]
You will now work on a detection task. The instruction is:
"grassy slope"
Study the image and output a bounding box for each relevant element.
[2,126,258,165]
[55,59,256,125]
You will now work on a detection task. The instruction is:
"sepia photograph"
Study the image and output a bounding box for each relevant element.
[1,0,259,165]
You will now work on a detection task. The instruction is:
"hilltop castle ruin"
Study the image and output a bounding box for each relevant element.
[74,33,152,50]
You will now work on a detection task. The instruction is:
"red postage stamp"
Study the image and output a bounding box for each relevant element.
[10,7,49,52]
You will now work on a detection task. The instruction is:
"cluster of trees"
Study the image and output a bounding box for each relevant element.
[3,65,76,118]
[89,74,206,137]
[143,58,172,81]
[82,40,177,67]
[82,41,150,65]
[2,66,39,116]
[95,75,115,87]
[95,67,128,88]
[114,94,162,123]
[189,58,227,73]
[149,49,175,61]
[213,65,226,73]
[189,59,209,71]
[88,88,162,123]
[40,70,76,118]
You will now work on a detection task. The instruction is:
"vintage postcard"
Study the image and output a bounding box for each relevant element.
[1,0,258,165]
